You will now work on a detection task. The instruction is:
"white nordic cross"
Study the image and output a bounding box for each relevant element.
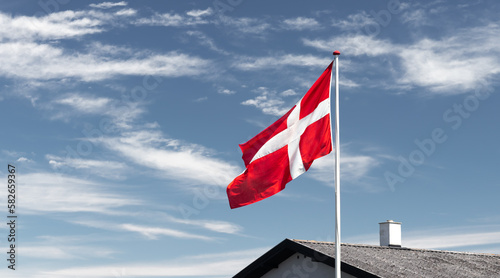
[248,98,331,179]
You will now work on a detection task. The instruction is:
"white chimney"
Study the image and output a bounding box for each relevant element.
[379,220,401,247]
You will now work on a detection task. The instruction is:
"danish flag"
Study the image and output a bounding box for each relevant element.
[227,62,333,209]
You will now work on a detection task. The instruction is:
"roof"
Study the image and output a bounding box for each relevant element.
[234,239,500,278]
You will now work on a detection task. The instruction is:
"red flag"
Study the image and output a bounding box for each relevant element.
[227,63,333,209]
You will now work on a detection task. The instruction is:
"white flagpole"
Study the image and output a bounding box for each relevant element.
[333,50,341,278]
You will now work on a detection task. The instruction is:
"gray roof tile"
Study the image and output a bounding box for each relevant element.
[293,239,500,278]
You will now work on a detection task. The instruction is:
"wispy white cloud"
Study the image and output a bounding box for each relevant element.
[94,130,241,187]
[47,155,128,180]
[186,30,229,55]
[194,96,208,102]
[17,156,34,163]
[21,234,125,261]
[115,8,137,16]
[48,93,145,129]
[135,210,244,235]
[304,21,500,94]
[309,151,382,192]
[135,11,211,27]
[119,223,214,241]
[2,150,24,158]
[41,91,241,190]
[21,172,140,214]
[24,91,145,135]
[0,9,136,42]
[233,54,330,71]
[43,247,267,277]
[282,17,320,30]
[54,94,112,113]
[218,88,235,95]
[401,9,430,27]
[85,41,135,56]
[71,220,215,241]
[89,1,128,9]
[21,246,76,260]
[165,216,243,235]
[218,16,272,35]
[73,208,243,236]
[186,8,213,18]
[331,11,377,31]
[139,12,314,35]
[406,231,500,250]
[303,35,394,57]
[397,25,500,92]
[457,1,482,9]
[241,87,290,116]
[281,89,298,96]
[339,77,361,88]
[0,11,102,41]
[0,42,211,81]
[21,245,116,260]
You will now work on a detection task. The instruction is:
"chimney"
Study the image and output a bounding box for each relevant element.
[379,220,401,247]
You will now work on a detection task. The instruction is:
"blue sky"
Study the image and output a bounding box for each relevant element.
[0,0,499,277]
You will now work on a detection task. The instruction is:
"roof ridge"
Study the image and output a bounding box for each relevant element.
[291,239,500,257]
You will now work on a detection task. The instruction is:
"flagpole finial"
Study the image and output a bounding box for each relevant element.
[333,50,341,56]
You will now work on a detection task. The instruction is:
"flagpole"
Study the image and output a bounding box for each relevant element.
[333,50,341,278]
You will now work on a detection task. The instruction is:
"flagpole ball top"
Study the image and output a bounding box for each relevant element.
[333,50,341,56]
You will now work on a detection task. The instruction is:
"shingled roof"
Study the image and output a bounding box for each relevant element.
[234,238,500,278]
